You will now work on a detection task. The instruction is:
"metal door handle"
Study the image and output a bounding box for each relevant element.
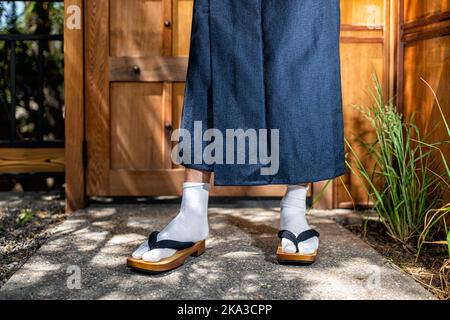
[132,65,140,74]
[164,122,173,132]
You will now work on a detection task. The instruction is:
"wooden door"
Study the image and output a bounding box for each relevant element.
[400,0,450,201]
[335,0,390,208]
[85,0,285,197]
[85,0,183,196]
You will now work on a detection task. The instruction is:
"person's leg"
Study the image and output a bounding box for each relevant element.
[185,168,212,183]
[132,169,212,261]
[280,184,319,254]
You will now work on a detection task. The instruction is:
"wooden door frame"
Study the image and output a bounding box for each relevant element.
[65,0,85,212]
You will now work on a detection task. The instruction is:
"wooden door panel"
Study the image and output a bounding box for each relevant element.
[335,0,388,208]
[109,56,188,82]
[339,42,384,205]
[110,0,164,57]
[111,82,168,170]
[404,0,450,22]
[341,0,384,25]
[110,169,185,195]
[173,0,194,57]
[401,1,450,201]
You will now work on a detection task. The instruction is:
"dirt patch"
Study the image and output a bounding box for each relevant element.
[344,220,449,300]
[0,193,67,288]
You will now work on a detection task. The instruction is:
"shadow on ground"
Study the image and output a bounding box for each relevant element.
[0,201,435,300]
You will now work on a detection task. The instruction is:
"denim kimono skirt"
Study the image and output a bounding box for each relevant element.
[179,0,345,186]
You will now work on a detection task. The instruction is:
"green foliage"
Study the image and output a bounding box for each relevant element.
[18,208,34,225]
[1,2,64,34]
[0,1,64,142]
[346,75,449,248]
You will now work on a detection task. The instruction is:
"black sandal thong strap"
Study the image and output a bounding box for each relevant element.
[148,231,196,251]
[278,229,320,253]
[297,229,320,243]
[277,230,298,246]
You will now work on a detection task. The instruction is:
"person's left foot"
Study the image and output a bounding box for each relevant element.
[280,185,319,254]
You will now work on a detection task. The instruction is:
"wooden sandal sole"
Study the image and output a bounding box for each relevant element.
[276,244,317,266]
[127,240,206,273]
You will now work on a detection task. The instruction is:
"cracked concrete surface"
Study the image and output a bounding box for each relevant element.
[0,200,435,300]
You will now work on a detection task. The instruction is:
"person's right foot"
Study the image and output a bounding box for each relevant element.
[132,182,210,262]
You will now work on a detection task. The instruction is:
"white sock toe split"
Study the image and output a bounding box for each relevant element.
[132,242,150,259]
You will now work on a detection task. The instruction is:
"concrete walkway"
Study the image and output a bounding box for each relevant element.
[0,201,434,300]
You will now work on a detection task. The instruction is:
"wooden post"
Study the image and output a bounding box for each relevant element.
[64,0,85,212]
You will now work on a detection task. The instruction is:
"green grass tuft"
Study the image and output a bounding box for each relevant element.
[346,75,449,252]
